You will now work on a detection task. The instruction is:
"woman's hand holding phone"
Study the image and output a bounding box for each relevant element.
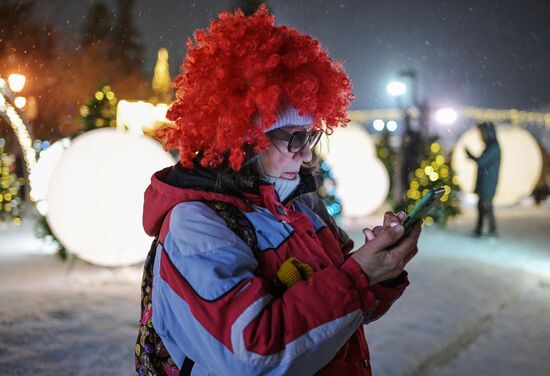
[351,211,421,286]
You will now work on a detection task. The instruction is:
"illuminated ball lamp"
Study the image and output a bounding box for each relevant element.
[29,138,71,215]
[452,125,543,206]
[46,128,175,267]
[320,122,389,217]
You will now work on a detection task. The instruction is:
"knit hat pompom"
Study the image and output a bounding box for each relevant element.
[158,5,354,171]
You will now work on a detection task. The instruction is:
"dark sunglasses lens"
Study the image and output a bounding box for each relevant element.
[289,132,309,153]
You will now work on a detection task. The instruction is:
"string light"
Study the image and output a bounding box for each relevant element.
[351,107,550,128]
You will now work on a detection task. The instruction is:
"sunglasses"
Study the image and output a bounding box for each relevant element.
[268,128,323,153]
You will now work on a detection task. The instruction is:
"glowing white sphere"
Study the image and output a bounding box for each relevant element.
[46,128,175,266]
[452,126,543,206]
[29,138,71,206]
[323,123,389,217]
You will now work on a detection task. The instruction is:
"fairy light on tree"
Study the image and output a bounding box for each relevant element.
[0,138,24,225]
[397,138,461,225]
[79,84,118,133]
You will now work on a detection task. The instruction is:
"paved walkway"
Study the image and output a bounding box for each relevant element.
[0,206,549,375]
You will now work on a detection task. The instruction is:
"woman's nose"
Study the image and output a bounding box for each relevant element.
[293,145,313,162]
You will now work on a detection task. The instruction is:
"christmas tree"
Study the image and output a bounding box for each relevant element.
[79,84,118,133]
[0,138,24,225]
[316,158,342,217]
[151,48,173,105]
[395,137,461,225]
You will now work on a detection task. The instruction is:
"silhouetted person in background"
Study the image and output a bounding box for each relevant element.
[465,122,501,237]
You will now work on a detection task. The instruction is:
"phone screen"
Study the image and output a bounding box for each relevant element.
[401,186,446,235]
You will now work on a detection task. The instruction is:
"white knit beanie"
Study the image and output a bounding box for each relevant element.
[265,106,313,132]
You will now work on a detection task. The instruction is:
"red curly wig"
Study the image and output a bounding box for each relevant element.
[158,5,354,171]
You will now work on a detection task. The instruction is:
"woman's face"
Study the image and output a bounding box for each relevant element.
[259,125,314,180]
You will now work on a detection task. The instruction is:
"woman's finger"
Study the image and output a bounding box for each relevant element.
[363,228,375,242]
[389,223,421,259]
[364,224,404,252]
[397,211,407,222]
[383,211,401,227]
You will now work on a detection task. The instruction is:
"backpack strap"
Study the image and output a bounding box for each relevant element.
[202,201,259,253]
[136,201,259,376]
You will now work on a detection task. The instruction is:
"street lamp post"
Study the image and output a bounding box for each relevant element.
[387,69,426,204]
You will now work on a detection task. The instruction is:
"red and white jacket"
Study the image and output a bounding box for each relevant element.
[142,164,409,375]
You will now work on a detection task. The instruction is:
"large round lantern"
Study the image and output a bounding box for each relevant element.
[322,123,389,217]
[46,128,175,266]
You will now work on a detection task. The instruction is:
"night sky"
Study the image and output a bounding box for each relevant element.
[34,0,550,110]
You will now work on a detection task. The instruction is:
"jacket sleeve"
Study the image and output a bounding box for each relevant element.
[364,272,409,324]
[295,193,354,256]
[295,193,409,323]
[152,202,376,375]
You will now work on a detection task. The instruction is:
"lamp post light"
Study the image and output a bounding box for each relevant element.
[386,81,407,97]
[387,69,423,203]
[373,118,385,131]
[386,120,398,132]
[8,73,26,93]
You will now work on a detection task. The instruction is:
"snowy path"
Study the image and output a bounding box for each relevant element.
[0,206,549,375]
[353,206,550,376]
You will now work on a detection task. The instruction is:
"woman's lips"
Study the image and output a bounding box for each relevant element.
[283,172,298,179]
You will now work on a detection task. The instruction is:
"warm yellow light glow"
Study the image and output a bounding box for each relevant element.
[350,107,550,129]
[95,91,104,101]
[8,73,26,93]
[4,104,36,177]
[80,105,89,117]
[431,143,441,153]
[14,96,26,108]
[116,100,171,135]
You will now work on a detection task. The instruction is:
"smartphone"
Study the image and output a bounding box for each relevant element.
[401,186,446,235]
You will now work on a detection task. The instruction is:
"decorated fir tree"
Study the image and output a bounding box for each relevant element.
[0,139,24,225]
[79,84,118,133]
[151,48,173,104]
[396,137,461,225]
[316,159,342,217]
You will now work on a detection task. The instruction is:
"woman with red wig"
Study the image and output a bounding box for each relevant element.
[136,6,421,376]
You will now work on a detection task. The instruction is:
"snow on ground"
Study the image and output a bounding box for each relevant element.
[0,205,549,375]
